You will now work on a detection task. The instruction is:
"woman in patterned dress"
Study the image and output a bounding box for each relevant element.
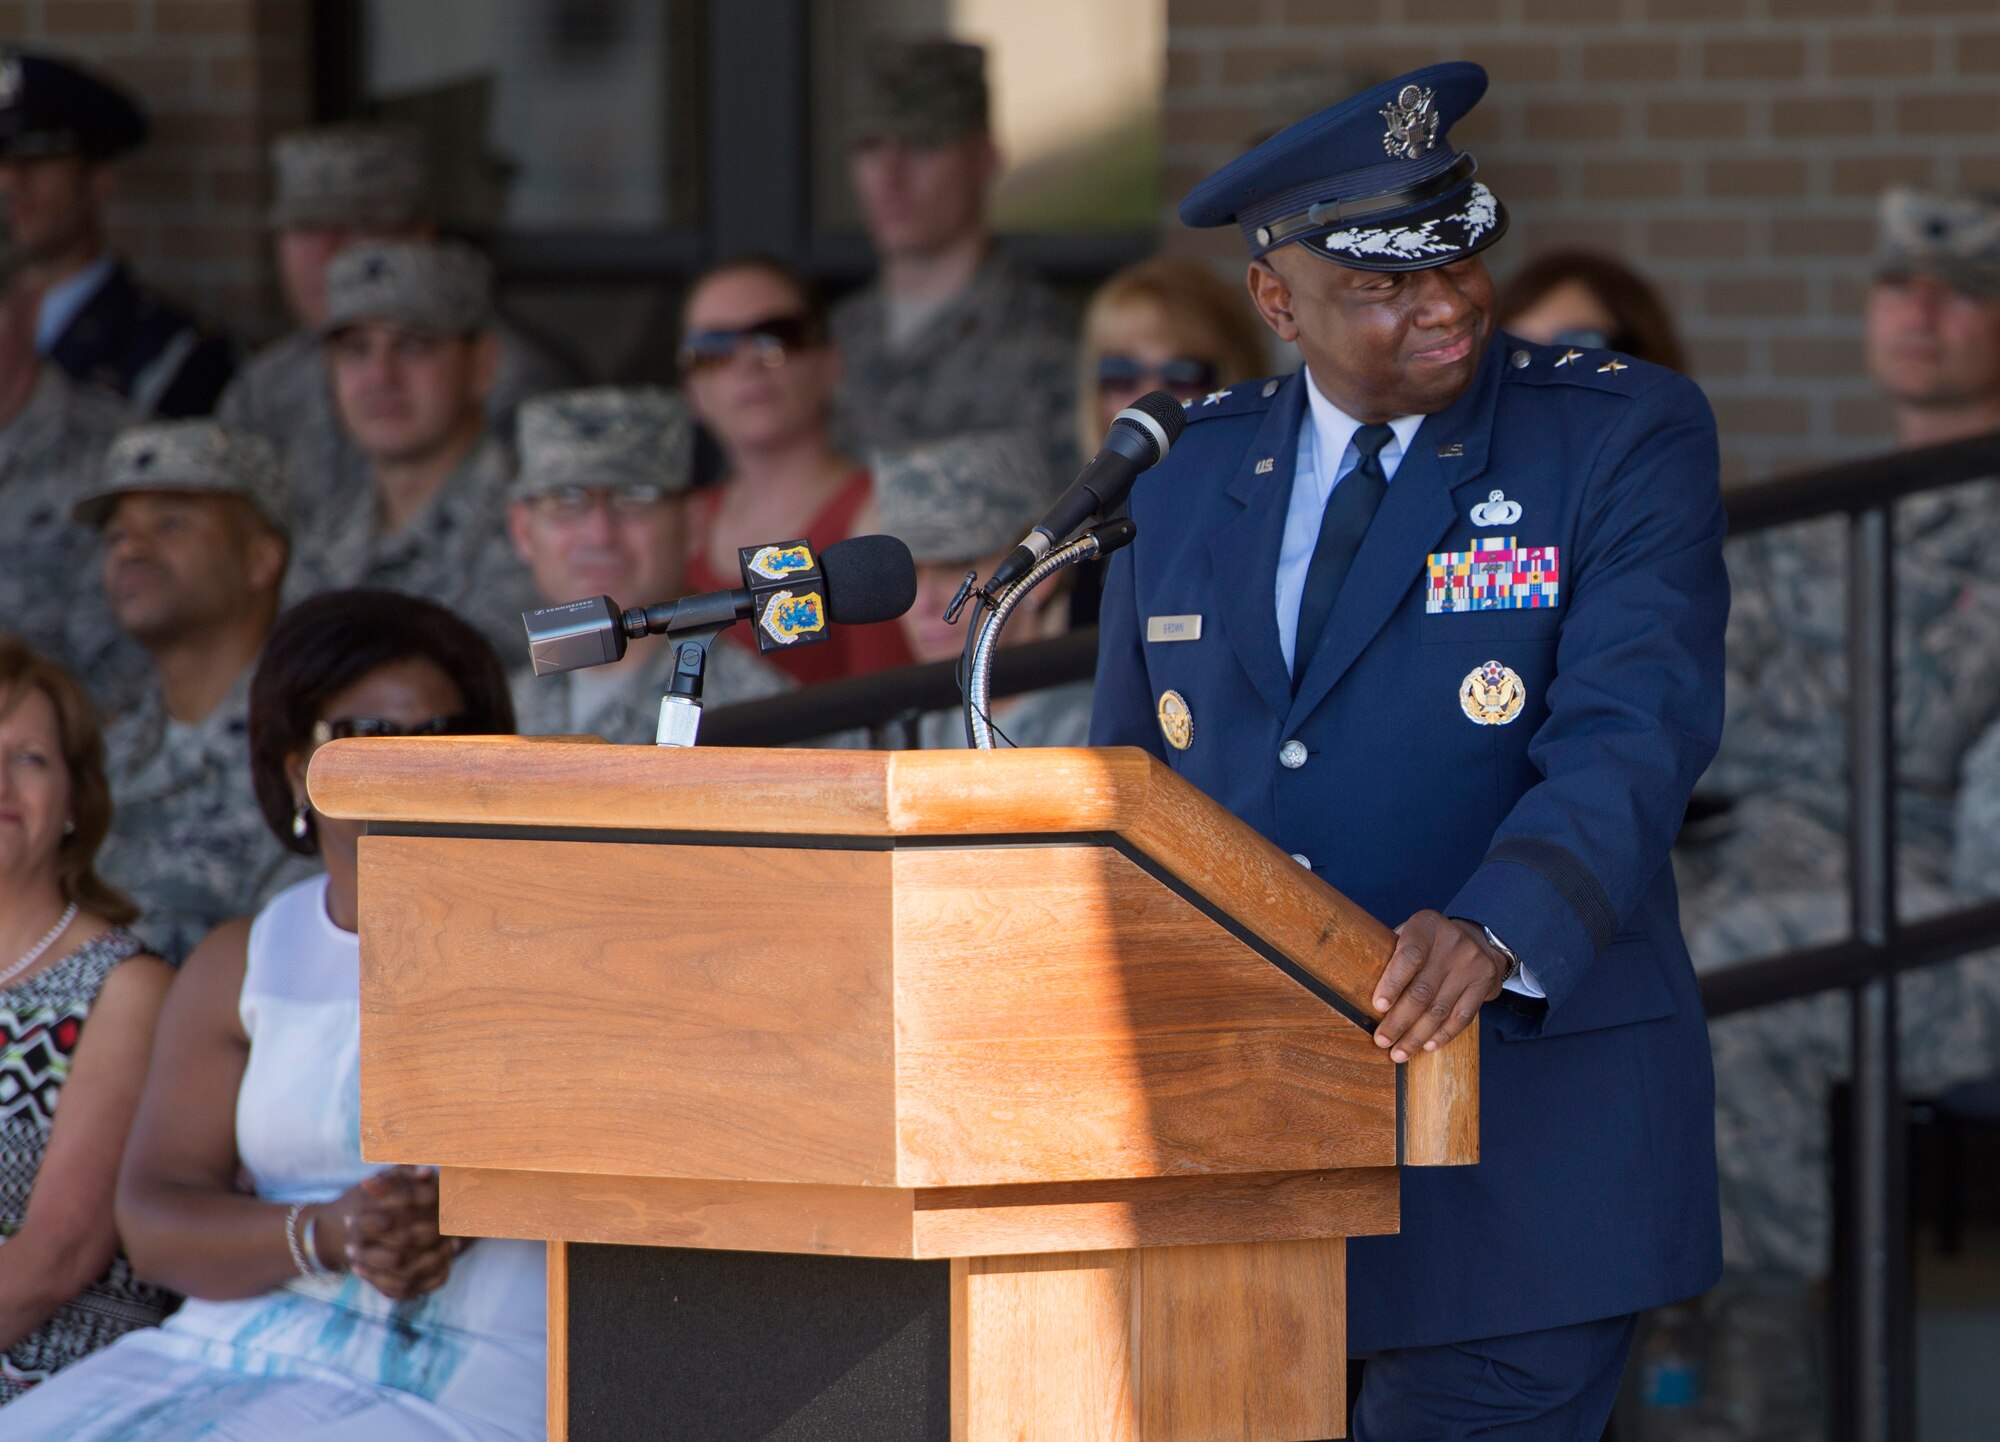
[0,591,544,1440]
[0,639,175,1399]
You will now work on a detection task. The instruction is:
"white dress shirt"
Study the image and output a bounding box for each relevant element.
[1273,370,1544,1000]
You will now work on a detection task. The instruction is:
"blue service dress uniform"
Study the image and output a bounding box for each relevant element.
[1090,334,1730,1357]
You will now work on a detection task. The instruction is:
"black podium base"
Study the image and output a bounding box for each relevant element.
[566,1243,951,1442]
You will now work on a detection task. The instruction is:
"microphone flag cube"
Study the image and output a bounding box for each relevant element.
[738,539,831,653]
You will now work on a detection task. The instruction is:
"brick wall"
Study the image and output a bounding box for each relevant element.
[3,0,312,346]
[1164,0,2000,483]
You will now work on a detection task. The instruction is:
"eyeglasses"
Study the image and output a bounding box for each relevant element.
[1095,353,1220,399]
[310,715,472,746]
[528,484,676,521]
[678,315,820,374]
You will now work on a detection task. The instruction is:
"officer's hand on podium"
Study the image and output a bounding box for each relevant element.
[1370,910,1508,1064]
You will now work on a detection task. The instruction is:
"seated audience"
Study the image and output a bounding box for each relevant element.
[0,51,234,416]
[0,640,173,1400]
[866,432,1090,749]
[288,240,535,655]
[680,255,915,683]
[0,590,543,1440]
[0,267,135,702]
[508,387,788,740]
[1495,249,1688,372]
[1674,187,2000,1438]
[74,422,313,964]
[831,39,1077,482]
[218,123,579,536]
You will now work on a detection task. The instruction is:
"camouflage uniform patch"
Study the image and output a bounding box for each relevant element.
[831,253,1079,486]
[871,429,1050,563]
[284,435,538,662]
[0,369,142,707]
[96,673,314,964]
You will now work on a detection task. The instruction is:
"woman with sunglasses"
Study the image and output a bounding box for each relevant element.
[678,254,914,684]
[1069,256,1268,623]
[2,591,543,1441]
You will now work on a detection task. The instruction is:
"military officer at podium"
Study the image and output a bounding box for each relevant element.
[1090,63,1729,1438]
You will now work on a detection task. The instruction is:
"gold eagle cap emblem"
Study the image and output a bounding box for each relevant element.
[1380,84,1441,161]
[1157,689,1193,751]
[1459,660,1526,726]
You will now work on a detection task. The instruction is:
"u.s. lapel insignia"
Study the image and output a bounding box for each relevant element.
[1157,689,1194,750]
[1597,358,1628,374]
[1469,489,1521,527]
[1555,348,1583,368]
[1436,442,1464,458]
[1255,456,1274,474]
[1460,661,1526,726]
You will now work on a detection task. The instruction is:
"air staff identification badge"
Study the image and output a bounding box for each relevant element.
[1157,690,1193,751]
[1460,660,1526,726]
[1426,536,1560,614]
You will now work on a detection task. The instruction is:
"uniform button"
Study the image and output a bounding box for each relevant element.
[1510,349,1531,369]
[1278,740,1308,769]
[1262,379,1279,397]
[1291,853,1312,869]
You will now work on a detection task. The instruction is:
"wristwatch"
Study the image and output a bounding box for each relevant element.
[1480,924,1522,983]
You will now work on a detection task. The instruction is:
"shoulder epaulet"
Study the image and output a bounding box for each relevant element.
[1497,338,1674,398]
[1182,375,1286,424]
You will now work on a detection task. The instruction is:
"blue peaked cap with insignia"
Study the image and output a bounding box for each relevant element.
[0,50,148,161]
[1179,61,1506,273]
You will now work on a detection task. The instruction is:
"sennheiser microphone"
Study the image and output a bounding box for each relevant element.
[523,533,917,676]
[987,390,1186,589]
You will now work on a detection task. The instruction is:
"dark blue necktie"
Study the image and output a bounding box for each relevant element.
[1292,422,1395,687]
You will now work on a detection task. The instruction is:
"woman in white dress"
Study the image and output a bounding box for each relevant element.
[0,589,545,1441]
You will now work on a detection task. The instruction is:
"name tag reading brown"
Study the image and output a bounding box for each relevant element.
[1146,615,1203,643]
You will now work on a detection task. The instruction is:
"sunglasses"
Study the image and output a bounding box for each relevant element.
[678,315,820,374]
[1095,353,1220,399]
[310,715,472,746]
[529,484,676,521]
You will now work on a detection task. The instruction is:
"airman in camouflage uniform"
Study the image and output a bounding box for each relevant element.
[831,41,1077,484]
[868,431,1092,750]
[216,124,579,535]
[294,240,538,656]
[505,386,789,741]
[1675,188,2000,1440]
[72,421,312,963]
[0,271,134,699]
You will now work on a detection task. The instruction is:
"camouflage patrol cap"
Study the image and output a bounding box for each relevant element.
[510,387,696,502]
[73,421,291,535]
[850,39,989,147]
[268,123,428,229]
[320,239,493,337]
[872,431,1049,564]
[1879,187,2000,300]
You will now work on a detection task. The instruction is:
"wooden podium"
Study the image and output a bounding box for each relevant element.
[310,740,1478,1442]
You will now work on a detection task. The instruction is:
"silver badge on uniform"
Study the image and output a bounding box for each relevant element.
[1470,489,1521,527]
[1146,615,1203,643]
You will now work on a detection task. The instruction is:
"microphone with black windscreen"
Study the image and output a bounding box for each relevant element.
[986,390,1187,590]
[523,533,917,677]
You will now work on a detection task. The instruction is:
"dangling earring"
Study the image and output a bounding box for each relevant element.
[292,802,311,840]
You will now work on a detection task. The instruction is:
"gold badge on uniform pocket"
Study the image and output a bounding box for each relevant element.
[1459,660,1525,726]
[1157,689,1193,750]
